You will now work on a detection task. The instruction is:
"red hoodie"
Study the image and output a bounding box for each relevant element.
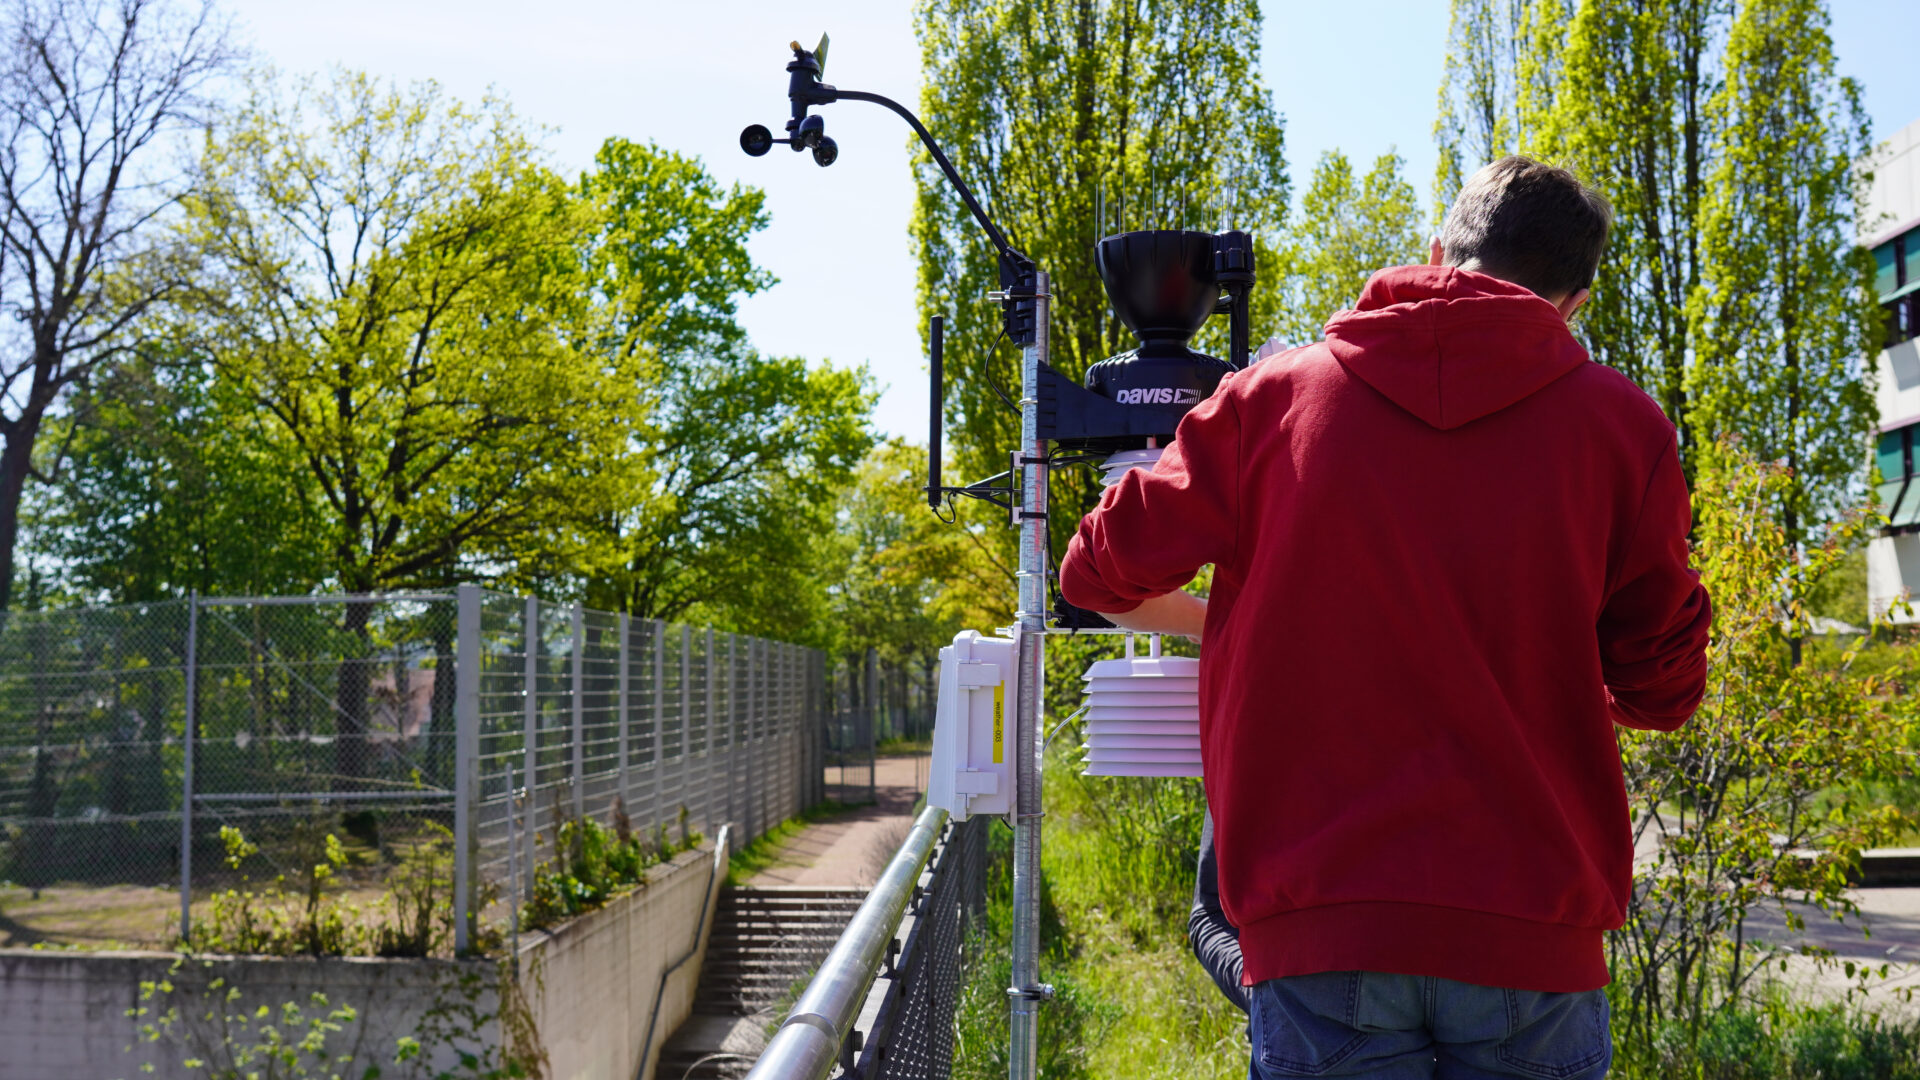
[1059,265,1711,993]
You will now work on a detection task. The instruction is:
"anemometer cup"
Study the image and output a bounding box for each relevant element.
[739,125,774,157]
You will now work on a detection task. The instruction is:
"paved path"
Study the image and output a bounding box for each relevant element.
[1632,823,1920,1015]
[746,754,928,888]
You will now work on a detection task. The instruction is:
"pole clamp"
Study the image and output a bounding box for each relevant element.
[1007,983,1056,1002]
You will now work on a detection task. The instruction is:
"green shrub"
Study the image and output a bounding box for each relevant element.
[519,801,699,932]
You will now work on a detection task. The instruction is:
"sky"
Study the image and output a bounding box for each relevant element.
[224,1,1919,440]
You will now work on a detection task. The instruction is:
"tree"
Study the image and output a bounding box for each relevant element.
[1685,0,1878,559]
[912,0,1289,601]
[1525,0,1728,463]
[181,71,627,597]
[1268,150,1425,345]
[1430,0,1570,218]
[1438,0,1883,528]
[0,0,238,610]
[179,71,632,779]
[572,138,875,637]
[25,349,326,602]
[1609,442,1914,1062]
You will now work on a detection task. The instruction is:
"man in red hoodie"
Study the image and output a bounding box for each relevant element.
[1059,156,1711,1078]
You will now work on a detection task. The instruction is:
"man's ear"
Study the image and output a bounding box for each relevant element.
[1555,287,1591,322]
[1429,236,1446,266]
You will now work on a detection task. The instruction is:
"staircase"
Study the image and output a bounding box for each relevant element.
[657,885,869,1080]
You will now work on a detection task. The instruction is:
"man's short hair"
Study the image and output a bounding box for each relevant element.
[1439,156,1612,301]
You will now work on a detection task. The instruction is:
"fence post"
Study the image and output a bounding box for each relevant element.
[454,585,481,955]
[178,590,199,944]
[727,633,738,830]
[571,603,585,821]
[617,614,630,810]
[652,620,664,822]
[866,647,878,805]
[521,596,539,899]
[678,623,691,824]
[705,626,716,832]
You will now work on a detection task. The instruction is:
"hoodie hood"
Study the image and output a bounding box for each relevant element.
[1322,265,1589,430]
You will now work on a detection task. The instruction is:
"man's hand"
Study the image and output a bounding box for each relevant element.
[1105,590,1207,642]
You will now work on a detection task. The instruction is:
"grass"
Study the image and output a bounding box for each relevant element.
[726,799,868,882]
[950,737,1920,1080]
[876,735,933,755]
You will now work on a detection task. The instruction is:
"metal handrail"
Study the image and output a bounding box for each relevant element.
[745,805,951,1080]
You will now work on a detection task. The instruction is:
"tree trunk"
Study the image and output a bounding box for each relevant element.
[335,599,375,784]
[0,416,44,612]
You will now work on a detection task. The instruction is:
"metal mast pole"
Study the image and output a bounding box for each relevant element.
[1008,270,1050,1080]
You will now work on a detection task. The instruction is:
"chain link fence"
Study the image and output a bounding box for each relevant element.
[0,587,826,953]
[850,815,989,1080]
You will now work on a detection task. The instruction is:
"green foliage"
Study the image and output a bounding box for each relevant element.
[1608,442,1918,1056]
[1684,0,1879,547]
[131,965,372,1080]
[912,0,1289,598]
[27,353,327,603]
[27,77,874,638]
[1267,150,1426,344]
[188,823,472,959]
[518,803,697,933]
[190,824,360,957]
[129,956,547,1080]
[178,71,623,595]
[1470,0,1886,528]
[577,140,876,637]
[1612,993,1920,1079]
[1431,0,1567,220]
[371,826,456,959]
[829,439,991,661]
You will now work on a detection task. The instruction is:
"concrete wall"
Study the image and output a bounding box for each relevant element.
[522,840,726,1080]
[0,835,727,1080]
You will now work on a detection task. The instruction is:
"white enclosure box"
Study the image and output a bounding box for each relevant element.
[927,629,1020,821]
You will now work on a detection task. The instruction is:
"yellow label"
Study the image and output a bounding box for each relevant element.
[991,683,1005,764]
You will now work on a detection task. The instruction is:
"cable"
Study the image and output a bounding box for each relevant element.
[981,327,1017,415]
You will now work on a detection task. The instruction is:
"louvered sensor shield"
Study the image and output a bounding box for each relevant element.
[1081,636,1201,778]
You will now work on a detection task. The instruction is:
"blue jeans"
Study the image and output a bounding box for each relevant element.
[1248,971,1611,1079]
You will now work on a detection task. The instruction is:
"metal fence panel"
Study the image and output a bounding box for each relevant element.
[0,589,824,956]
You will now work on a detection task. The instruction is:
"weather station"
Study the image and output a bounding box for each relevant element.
[737,35,1259,1080]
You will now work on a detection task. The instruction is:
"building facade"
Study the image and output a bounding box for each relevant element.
[1866,118,1920,621]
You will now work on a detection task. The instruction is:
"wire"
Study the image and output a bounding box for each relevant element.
[981,327,1017,415]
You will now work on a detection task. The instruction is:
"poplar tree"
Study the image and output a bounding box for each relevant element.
[1269,150,1425,345]
[1530,0,1727,455]
[1432,0,1574,222]
[1434,0,1880,528]
[912,0,1288,573]
[1686,0,1877,549]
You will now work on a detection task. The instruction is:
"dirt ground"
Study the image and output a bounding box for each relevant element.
[0,881,404,951]
[746,753,928,888]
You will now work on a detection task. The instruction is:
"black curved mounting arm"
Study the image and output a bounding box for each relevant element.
[744,38,1041,514]
[814,87,1021,271]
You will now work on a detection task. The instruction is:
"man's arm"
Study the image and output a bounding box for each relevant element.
[1105,589,1207,640]
[1600,439,1712,731]
[1059,383,1241,617]
[1188,810,1247,1012]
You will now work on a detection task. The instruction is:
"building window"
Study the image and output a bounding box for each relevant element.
[1875,228,1920,348]
[1887,295,1920,348]
[1877,423,1920,531]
